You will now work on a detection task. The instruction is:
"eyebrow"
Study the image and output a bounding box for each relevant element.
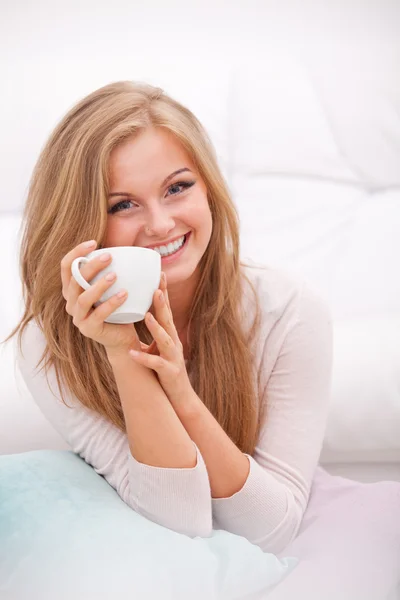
[108,168,192,199]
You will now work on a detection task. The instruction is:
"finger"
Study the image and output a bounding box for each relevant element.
[76,289,130,338]
[129,349,173,376]
[161,277,174,333]
[144,311,177,360]
[153,289,179,344]
[82,288,129,333]
[68,267,115,320]
[61,240,98,299]
[139,340,159,355]
[72,272,127,327]
[67,250,113,307]
[160,272,172,311]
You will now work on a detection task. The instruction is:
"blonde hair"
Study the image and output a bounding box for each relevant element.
[3,81,265,454]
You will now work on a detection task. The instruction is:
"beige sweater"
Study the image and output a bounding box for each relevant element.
[17,262,333,554]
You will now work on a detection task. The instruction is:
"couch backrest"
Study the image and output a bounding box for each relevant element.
[1,2,399,457]
[2,51,399,329]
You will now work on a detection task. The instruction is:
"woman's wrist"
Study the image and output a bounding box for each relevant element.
[170,385,202,421]
[106,346,138,368]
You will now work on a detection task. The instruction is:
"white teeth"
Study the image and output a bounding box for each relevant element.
[154,235,186,257]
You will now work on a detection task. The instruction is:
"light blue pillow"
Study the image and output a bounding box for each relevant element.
[0,450,297,600]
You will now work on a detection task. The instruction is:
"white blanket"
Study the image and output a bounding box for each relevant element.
[269,467,400,600]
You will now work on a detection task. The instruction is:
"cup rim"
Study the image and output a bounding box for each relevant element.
[95,246,160,256]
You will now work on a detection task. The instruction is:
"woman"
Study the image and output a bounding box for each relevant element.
[7,81,333,554]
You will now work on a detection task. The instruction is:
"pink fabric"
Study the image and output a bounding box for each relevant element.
[271,466,400,600]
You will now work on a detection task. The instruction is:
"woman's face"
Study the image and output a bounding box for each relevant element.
[104,127,213,288]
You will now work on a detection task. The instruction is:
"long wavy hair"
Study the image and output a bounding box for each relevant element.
[3,81,265,455]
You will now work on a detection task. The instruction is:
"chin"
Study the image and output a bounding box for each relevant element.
[164,252,204,286]
[164,263,195,285]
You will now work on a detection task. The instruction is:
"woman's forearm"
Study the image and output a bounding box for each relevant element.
[174,389,250,499]
[107,351,197,469]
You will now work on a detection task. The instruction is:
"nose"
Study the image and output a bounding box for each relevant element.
[145,206,175,238]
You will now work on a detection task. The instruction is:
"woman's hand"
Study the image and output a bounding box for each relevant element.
[128,272,193,406]
[61,241,140,356]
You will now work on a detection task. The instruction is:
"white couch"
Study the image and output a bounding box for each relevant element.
[1,3,399,483]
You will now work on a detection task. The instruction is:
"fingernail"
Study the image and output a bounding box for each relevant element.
[84,240,96,248]
[100,252,111,262]
[158,291,164,303]
[105,272,116,281]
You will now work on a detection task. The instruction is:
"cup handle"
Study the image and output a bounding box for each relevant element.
[71,257,91,290]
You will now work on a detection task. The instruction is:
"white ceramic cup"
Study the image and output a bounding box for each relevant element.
[71,246,161,324]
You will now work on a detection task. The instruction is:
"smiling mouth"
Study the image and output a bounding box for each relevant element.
[152,232,190,258]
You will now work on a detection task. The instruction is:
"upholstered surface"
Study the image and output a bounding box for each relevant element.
[1,28,399,480]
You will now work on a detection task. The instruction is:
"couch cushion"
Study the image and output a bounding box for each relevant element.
[321,316,400,465]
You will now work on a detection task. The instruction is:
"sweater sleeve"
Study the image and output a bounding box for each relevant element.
[212,282,334,554]
[16,321,212,539]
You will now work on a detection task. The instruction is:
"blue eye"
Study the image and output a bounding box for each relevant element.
[108,180,195,215]
[166,181,195,196]
[107,199,136,215]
